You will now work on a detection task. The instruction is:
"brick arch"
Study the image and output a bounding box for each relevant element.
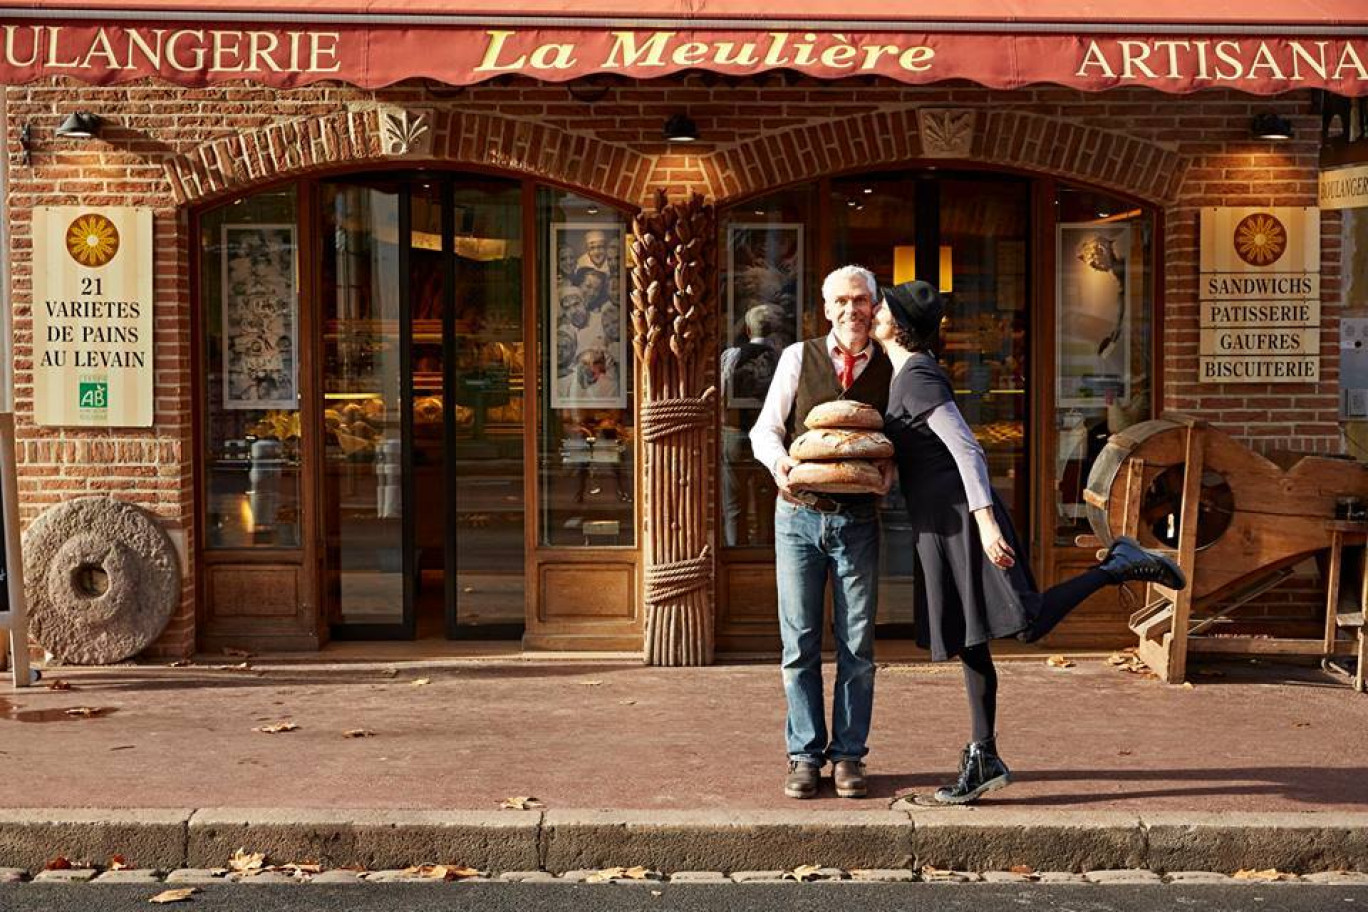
[162,107,650,207]
[701,108,1186,207]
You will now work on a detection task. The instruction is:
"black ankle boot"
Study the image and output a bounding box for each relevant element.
[1098,536,1187,590]
[933,738,1012,805]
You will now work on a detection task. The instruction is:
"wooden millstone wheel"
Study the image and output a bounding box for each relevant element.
[23,496,181,665]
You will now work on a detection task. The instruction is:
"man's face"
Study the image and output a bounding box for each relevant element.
[580,271,604,299]
[584,233,609,266]
[562,293,588,329]
[558,246,576,276]
[824,275,874,342]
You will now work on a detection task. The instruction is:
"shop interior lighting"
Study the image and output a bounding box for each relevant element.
[892,245,954,294]
[1250,112,1294,141]
[55,111,102,140]
[663,113,699,142]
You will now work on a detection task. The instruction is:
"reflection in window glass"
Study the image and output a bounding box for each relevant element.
[719,185,818,549]
[320,181,404,626]
[537,189,635,547]
[1054,187,1154,545]
[200,189,301,549]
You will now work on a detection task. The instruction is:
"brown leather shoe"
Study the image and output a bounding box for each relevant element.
[833,760,868,798]
[784,760,821,799]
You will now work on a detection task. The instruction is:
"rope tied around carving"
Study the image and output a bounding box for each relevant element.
[639,387,716,442]
[645,546,713,604]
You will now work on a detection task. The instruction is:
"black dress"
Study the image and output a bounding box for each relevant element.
[884,353,1037,661]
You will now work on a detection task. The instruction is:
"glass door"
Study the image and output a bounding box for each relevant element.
[832,171,1031,628]
[320,178,413,638]
[443,177,525,637]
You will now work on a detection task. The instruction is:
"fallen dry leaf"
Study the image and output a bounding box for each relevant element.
[1009,864,1034,875]
[381,668,399,678]
[168,660,193,668]
[1233,868,1295,881]
[109,855,129,871]
[1293,721,1312,729]
[342,729,376,739]
[45,679,73,691]
[222,648,253,658]
[579,680,603,687]
[1181,681,1195,690]
[64,707,105,718]
[618,699,637,706]
[1118,749,1134,756]
[44,857,72,871]
[267,862,322,878]
[1046,655,1075,669]
[920,865,957,880]
[499,796,544,810]
[229,849,265,873]
[410,678,431,688]
[1106,653,1131,666]
[252,722,299,734]
[783,865,826,882]
[586,865,655,882]
[402,864,481,881]
[148,887,198,904]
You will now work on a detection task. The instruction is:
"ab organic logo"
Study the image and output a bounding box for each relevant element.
[78,380,108,410]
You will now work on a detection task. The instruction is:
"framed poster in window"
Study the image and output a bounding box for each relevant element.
[549,222,627,409]
[222,223,298,410]
[1056,222,1131,408]
[722,223,803,409]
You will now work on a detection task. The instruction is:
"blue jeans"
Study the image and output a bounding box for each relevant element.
[775,497,879,765]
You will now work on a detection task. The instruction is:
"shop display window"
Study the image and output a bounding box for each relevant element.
[536,188,635,547]
[1053,188,1155,545]
[199,188,302,549]
[718,185,820,549]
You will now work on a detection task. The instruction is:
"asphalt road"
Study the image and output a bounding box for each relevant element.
[1,884,1366,911]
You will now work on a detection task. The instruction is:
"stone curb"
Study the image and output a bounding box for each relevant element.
[0,808,1364,874]
[186,808,540,872]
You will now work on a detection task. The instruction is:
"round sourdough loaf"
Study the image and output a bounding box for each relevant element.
[787,459,885,494]
[790,428,894,461]
[804,400,884,430]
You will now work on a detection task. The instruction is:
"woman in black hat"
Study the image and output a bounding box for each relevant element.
[874,280,1186,804]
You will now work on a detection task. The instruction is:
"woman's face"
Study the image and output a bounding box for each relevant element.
[871,301,898,345]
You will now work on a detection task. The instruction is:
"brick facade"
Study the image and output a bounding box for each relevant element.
[3,75,1341,657]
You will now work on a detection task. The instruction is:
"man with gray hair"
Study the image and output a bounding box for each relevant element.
[750,264,893,800]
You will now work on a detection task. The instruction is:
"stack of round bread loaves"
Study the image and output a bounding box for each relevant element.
[787,400,893,495]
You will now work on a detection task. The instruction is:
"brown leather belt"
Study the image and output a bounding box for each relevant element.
[779,489,845,514]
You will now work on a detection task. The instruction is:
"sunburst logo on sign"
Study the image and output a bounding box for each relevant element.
[65,213,120,268]
[1233,212,1287,267]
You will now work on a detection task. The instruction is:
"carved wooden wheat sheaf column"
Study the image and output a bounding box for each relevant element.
[631,191,717,667]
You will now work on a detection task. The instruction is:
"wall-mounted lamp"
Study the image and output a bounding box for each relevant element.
[17,123,31,166]
[1251,112,1294,141]
[55,111,102,140]
[663,113,698,143]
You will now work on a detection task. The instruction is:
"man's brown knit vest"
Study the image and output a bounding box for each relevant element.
[784,337,892,505]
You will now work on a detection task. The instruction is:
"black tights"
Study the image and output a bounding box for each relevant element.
[959,643,997,744]
[958,567,1117,744]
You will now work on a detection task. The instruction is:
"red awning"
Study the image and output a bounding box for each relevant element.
[0,2,1365,92]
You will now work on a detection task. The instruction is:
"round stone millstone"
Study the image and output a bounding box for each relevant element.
[23,496,181,664]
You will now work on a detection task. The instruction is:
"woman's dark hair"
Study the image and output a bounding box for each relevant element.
[893,322,939,354]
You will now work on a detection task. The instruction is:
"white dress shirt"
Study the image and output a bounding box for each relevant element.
[748,331,876,478]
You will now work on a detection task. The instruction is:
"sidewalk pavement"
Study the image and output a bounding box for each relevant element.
[0,653,1365,874]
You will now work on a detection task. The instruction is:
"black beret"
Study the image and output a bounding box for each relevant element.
[880,280,944,337]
